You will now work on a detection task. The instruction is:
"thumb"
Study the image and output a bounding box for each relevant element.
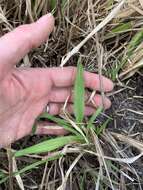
[0,13,54,81]
[31,13,55,47]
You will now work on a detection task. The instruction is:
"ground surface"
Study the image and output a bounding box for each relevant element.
[0,0,143,189]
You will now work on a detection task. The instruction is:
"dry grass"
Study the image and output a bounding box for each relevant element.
[0,0,143,189]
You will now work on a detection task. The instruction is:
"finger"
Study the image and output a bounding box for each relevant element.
[48,103,62,115]
[87,94,111,109]
[66,104,96,116]
[14,66,113,101]
[47,103,98,116]
[49,67,114,92]
[35,103,96,136]
[36,121,68,135]
[49,87,111,109]
[35,103,97,135]
[0,13,54,81]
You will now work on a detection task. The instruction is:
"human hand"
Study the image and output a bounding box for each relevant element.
[0,14,113,148]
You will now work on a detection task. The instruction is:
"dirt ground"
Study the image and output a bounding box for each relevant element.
[0,0,143,189]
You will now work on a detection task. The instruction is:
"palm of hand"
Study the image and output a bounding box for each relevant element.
[0,68,52,147]
[0,14,113,147]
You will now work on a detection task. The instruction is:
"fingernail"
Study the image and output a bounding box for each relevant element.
[36,13,54,24]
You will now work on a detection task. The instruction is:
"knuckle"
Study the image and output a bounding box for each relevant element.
[70,67,77,82]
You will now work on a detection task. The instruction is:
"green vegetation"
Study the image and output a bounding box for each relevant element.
[0,0,143,189]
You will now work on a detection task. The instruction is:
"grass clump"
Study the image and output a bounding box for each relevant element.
[0,0,143,189]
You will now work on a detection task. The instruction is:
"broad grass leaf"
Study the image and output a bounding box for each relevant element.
[74,62,85,123]
[15,136,83,157]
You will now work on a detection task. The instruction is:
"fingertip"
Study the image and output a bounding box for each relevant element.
[36,13,55,25]
[94,95,111,110]
[103,77,114,92]
[98,76,114,92]
[35,13,55,34]
[105,98,112,109]
[84,71,114,92]
[84,107,95,116]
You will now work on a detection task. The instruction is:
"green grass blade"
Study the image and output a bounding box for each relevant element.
[95,119,111,136]
[127,30,143,56]
[106,22,132,39]
[87,107,103,129]
[108,30,143,81]
[38,112,70,126]
[50,0,67,11]
[31,122,37,135]
[0,176,9,184]
[74,61,85,123]
[50,0,57,10]
[0,170,6,179]
[15,136,83,157]
[111,22,132,33]
[0,154,62,185]
[14,155,61,176]
[119,30,143,72]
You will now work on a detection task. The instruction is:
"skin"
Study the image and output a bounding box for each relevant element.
[0,14,114,148]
